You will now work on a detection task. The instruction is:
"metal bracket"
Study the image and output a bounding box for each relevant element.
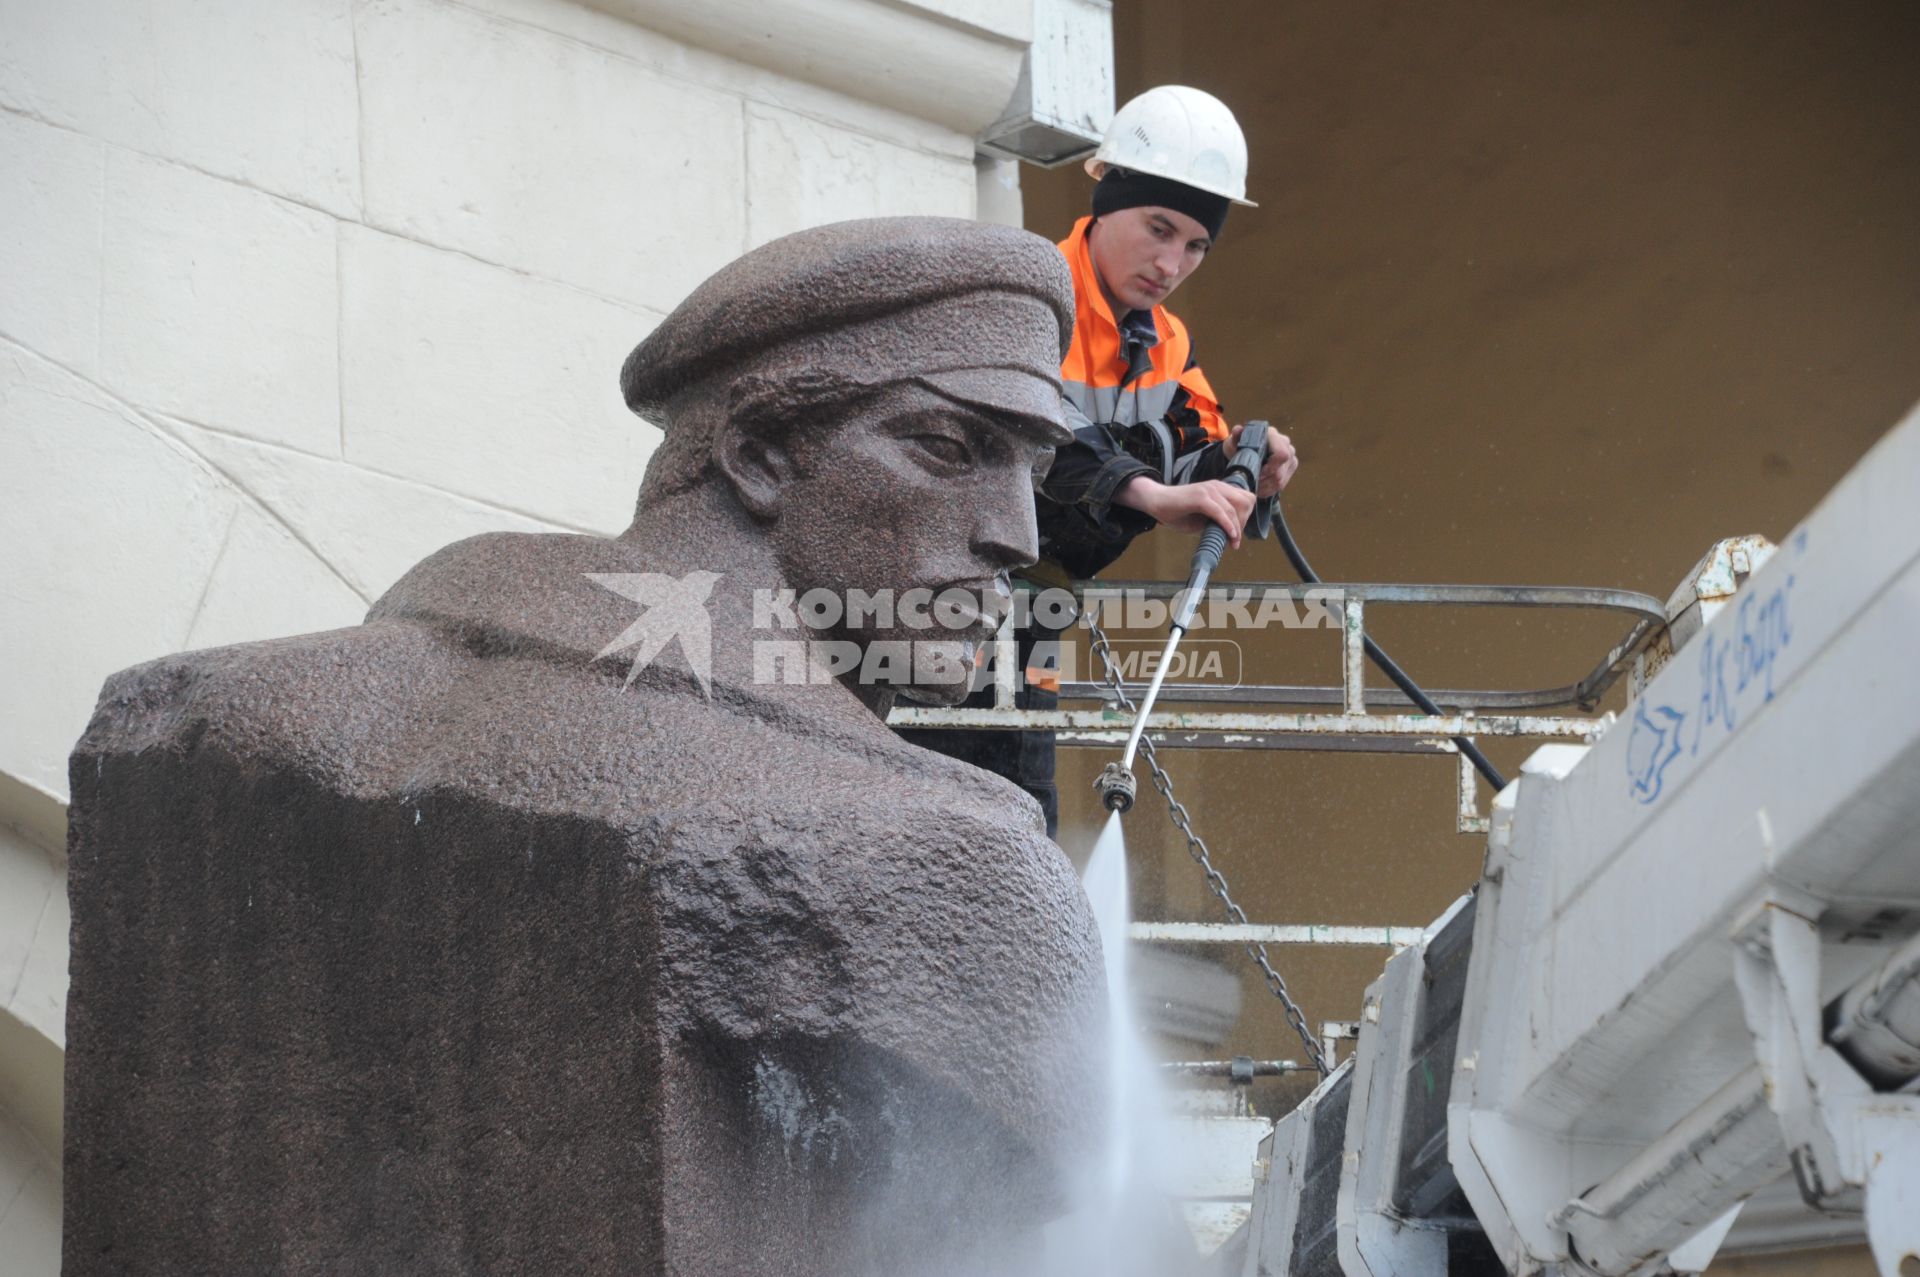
[1631,536,1779,700]
[1730,888,1920,1275]
[1730,890,1851,1203]
[1321,1018,1363,1069]
[1861,1107,1920,1277]
[1456,746,1491,834]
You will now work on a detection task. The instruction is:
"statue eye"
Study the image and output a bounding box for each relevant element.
[911,434,972,467]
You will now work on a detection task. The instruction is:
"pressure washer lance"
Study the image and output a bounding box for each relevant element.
[1096,423,1275,814]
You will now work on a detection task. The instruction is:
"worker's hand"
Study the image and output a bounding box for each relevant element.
[1231,423,1299,497]
[1116,476,1258,548]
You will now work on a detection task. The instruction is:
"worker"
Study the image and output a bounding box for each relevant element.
[900,85,1298,837]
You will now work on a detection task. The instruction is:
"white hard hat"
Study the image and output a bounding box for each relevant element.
[1085,85,1256,208]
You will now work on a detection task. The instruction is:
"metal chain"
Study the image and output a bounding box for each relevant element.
[1084,608,1332,1076]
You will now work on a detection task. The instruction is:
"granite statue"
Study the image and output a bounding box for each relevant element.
[64,217,1106,1275]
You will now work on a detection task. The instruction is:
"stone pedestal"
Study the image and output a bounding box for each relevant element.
[65,535,1103,1273]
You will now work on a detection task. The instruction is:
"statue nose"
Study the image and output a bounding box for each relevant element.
[973,478,1040,571]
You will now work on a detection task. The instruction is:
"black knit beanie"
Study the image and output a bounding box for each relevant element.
[1090,167,1230,241]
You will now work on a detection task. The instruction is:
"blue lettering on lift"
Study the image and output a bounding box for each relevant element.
[1735,575,1794,702]
[1633,534,1805,803]
[1693,631,1735,752]
[1693,573,1796,755]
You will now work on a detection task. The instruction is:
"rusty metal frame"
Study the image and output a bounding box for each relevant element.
[1067,580,1666,714]
[1129,922,1423,948]
[891,578,1666,833]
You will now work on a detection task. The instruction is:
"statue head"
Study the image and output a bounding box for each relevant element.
[620,218,1075,707]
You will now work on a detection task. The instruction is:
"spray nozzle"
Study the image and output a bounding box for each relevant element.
[1095,762,1137,814]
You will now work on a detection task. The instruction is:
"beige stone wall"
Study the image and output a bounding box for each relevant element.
[0,0,1007,809]
[0,776,64,1268]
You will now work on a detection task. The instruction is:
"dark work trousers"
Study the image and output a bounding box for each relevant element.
[896,618,1064,838]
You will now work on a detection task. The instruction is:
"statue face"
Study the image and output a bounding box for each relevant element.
[761,379,1058,706]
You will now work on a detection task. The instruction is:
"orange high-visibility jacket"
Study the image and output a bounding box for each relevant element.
[1036,216,1233,579]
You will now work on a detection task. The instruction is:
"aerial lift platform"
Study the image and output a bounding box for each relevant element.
[896,401,1920,1275]
[1235,404,1920,1277]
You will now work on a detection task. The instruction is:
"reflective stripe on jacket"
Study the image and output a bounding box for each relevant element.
[1035,215,1232,580]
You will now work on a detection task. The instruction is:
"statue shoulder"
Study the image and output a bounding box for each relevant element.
[369,529,611,627]
[72,617,457,795]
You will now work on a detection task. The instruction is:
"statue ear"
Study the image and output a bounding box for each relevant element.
[714,380,795,520]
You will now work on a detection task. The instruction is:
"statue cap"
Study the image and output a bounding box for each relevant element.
[621,216,1075,438]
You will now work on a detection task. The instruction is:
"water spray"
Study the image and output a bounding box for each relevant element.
[1095,423,1274,814]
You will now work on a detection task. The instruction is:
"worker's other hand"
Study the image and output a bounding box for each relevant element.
[1231,423,1299,497]
[1117,476,1258,547]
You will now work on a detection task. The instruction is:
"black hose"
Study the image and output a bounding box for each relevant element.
[1269,499,1509,792]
